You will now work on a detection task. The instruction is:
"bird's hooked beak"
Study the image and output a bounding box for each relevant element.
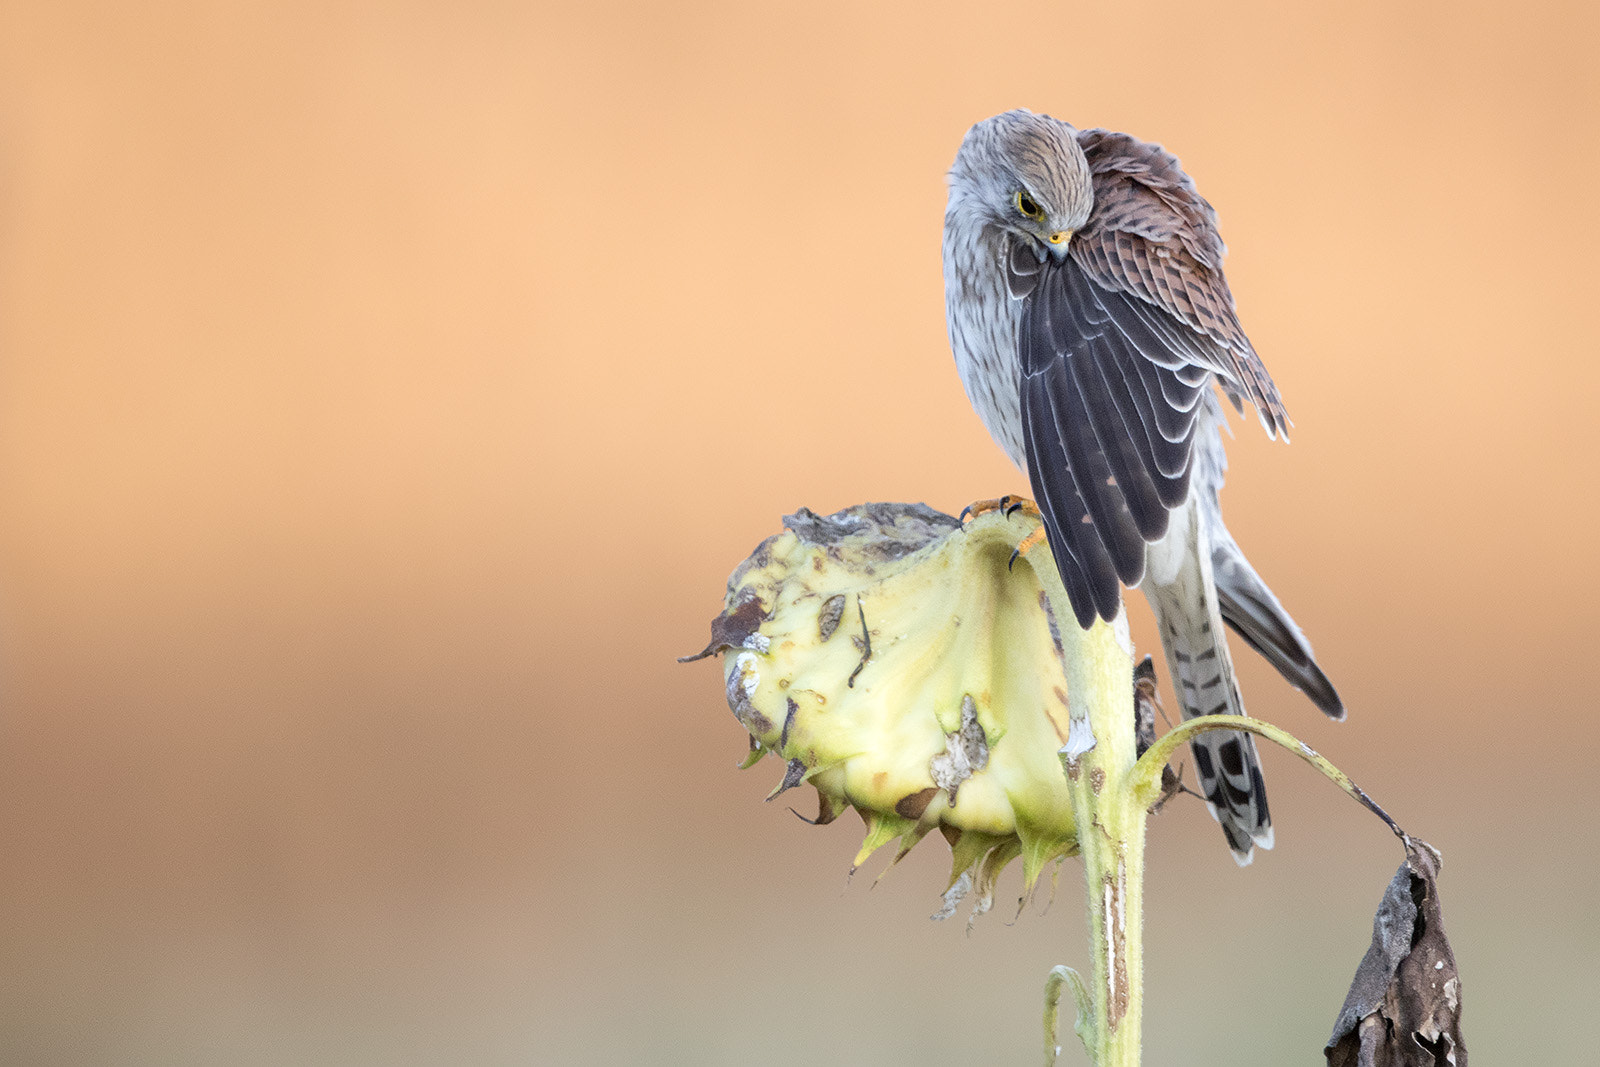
[1046,229,1073,257]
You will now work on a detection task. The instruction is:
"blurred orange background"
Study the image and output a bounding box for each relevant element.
[0,2,1594,1063]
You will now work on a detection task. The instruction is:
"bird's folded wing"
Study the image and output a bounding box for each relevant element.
[1074,128,1288,436]
[1018,256,1209,626]
[1011,131,1290,628]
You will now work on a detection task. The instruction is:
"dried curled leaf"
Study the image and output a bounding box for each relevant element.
[685,502,1082,921]
[1326,840,1466,1066]
[1132,655,1182,812]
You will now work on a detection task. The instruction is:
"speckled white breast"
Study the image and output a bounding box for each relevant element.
[942,214,1027,472]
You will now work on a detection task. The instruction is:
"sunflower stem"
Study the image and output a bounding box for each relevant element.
[1032,559,1142,1067]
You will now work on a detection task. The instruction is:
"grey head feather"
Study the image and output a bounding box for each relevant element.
[947,109,1094,249]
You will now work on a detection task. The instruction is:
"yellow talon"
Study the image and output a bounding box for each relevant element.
[1001,495,1041,520]
[1008,525,1048,570]
[960,495,1041,526]
[960,496,1009,525]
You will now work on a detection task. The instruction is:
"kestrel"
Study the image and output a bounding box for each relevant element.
[942,109,1342,863]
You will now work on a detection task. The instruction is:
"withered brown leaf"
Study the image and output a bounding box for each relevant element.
[1326,840,1465,1066]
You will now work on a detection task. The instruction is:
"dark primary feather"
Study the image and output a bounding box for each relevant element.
[1013,129,1293,627]
[1005,236,1045,299]
[1212,541,1346,719]
[1072,333,1168,536]
[1017,255,1214,626]
[1019,295,1120,627]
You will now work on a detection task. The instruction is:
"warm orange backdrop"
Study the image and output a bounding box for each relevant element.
[1,2,1594,1063]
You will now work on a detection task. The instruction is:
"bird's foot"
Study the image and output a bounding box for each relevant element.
[959,494,1042,526]
[1007,525,1048,570]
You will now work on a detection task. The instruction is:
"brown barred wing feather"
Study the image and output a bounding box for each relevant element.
[1073,128,1289,437]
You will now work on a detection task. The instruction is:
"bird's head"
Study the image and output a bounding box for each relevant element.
[947,109,1093,259]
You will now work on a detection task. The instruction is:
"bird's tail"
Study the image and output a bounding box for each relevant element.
[1210,525,1344,720]
[1144,505,1273,865]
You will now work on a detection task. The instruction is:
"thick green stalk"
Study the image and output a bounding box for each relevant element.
[1037,698,1410,1065]
[1035,564,1141,1067]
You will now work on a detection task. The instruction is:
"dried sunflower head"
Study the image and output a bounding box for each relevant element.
[684,502,1082,922]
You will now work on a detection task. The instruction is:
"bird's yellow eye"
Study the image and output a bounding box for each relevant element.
[1015,191,1044,221]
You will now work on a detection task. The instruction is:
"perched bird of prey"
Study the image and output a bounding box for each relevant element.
[942,108,1342,864]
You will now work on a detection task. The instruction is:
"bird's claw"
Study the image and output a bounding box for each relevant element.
[1003,495,1040,519]
[961,494,1040,529]
[1006,525,1048,570]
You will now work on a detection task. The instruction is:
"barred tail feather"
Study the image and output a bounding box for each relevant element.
[1143,500,1272,865]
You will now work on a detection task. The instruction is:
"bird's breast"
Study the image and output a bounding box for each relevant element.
[942,223,1027,472]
